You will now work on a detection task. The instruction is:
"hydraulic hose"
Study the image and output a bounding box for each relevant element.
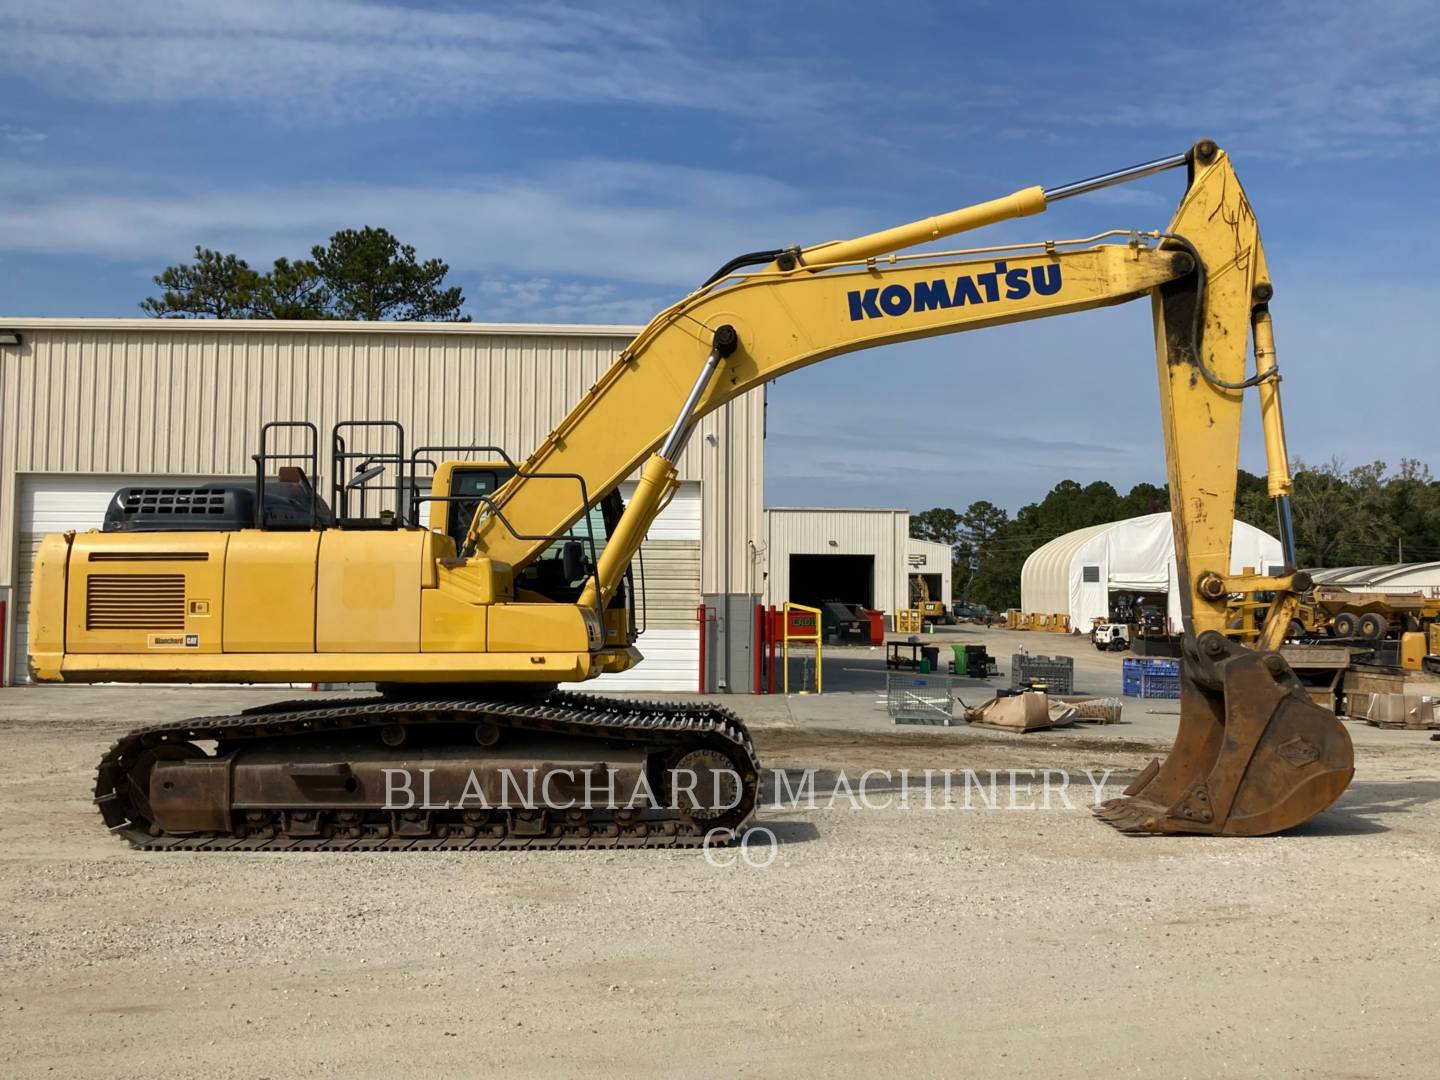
[1162,232,1278,392]
[702,248,787,287]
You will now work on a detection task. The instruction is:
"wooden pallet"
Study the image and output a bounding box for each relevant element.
[1363,718,1440,730]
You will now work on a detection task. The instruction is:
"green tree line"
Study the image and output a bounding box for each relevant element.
[911,460,1440,611]
[141,227,467,321]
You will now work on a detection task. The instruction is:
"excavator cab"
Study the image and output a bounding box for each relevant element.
[421,458,638,645]
[424,460,515,548]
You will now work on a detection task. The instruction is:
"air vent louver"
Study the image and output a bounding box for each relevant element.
[89,551,209,562]
[85,574,186,630]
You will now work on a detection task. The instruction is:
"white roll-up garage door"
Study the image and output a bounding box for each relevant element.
[571,481,702,692]
[10,473,220,683]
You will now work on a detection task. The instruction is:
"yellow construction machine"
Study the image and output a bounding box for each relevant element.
[30,139,1353,847]
[910,576,952,627]
[1227,583,1440,644]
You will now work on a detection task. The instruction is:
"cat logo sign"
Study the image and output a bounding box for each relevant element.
[147,634,200,649]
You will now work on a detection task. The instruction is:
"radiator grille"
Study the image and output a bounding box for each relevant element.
[118,488,231,517]
[86,574,186,630]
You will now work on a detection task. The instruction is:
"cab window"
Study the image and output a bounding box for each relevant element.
[444,466,513,550]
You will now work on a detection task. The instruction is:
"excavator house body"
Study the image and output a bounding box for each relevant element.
[32,140,1353,847]
[29,472,622,686]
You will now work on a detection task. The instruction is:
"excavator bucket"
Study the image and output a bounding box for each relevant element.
[1096,632,1353,835]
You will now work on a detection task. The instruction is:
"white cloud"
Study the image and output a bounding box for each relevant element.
[989,1,1440,162]
[0,123,46,146]
[469,277,667,325]
[0,0,851,120]
[0,158,857,287]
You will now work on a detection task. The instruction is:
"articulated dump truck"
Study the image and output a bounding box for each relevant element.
[1229,583,1440,649]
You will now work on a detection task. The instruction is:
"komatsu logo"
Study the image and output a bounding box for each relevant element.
[846,261,1062,321]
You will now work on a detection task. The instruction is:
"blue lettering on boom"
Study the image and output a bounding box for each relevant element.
[845,262,1062,321]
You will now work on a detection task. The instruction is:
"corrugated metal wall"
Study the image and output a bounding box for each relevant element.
[762,508,909,613]
[0,318,763,596]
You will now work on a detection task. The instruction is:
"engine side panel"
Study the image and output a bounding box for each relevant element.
[315,530,425,653]
[65,532,228,655]
[223,530,321,652]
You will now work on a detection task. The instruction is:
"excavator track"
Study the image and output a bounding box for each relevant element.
[94,692,760,851]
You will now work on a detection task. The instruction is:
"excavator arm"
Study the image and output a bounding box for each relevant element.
[465,139,1353,836]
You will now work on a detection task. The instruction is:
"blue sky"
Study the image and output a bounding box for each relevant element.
[1,1,1437,513]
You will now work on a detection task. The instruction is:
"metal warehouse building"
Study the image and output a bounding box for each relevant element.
[762,507,952,615]
[0,318,764,688]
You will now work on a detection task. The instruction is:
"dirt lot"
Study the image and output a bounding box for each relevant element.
[2,684,1438,1079]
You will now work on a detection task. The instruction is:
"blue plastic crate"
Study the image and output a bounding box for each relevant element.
[1144,658,1180,676]
[1141,673,1180,699]
[1123,664,1180,698]
[1127,656,1179,675]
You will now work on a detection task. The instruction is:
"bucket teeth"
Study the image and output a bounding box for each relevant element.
[1092,797,1162,834]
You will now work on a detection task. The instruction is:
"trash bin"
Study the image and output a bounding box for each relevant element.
[862,609,885,644]
[952,643,998,678]
[921,645,940,673]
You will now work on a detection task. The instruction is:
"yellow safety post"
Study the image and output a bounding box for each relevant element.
[782,602,823,695]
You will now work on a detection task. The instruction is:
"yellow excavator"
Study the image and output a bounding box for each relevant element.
[29,139,1353,848]
[910,576,952,627]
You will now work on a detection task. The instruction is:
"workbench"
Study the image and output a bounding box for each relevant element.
[886,640,924,671]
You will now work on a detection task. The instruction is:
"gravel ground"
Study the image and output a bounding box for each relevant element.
[1,683,1438,1079]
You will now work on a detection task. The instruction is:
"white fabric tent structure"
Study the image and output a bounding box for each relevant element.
[1021,513,1284,632]
[1308,563,1440,596]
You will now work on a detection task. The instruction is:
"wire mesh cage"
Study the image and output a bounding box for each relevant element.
[886,673,957,725]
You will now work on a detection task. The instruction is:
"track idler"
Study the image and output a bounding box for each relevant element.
[1095,631,1354,836]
